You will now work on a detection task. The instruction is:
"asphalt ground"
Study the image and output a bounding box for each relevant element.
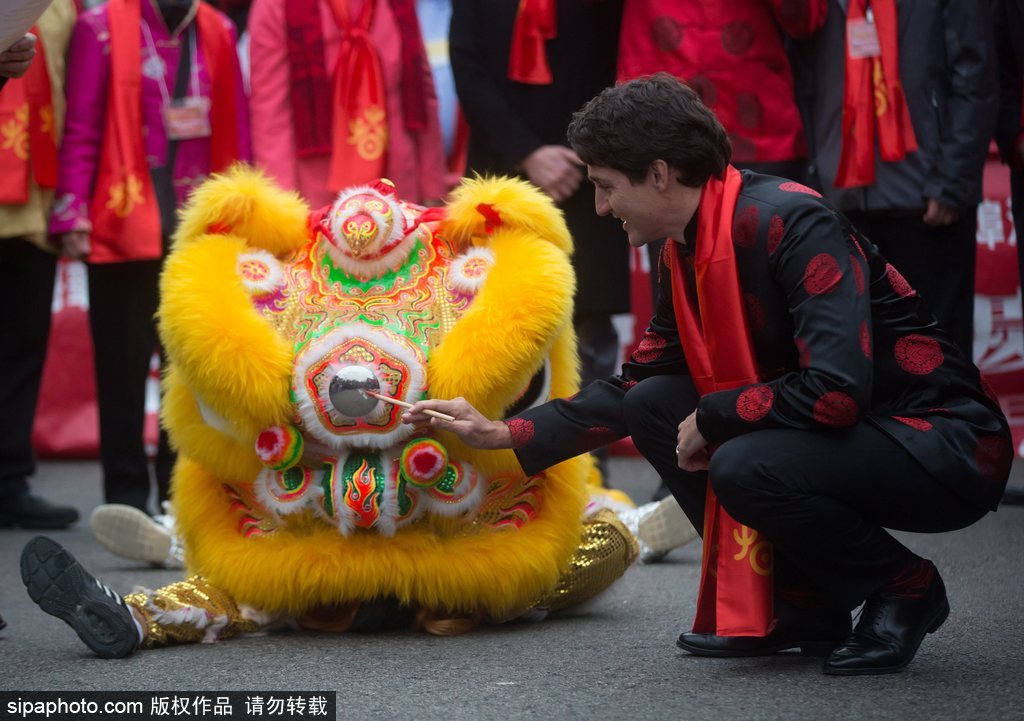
[1,458,1022,721]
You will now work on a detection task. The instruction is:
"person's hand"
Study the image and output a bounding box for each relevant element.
[676,411,709,472]
[521,145,583,203]
[0,34,37,80]
[922,198,958,227]
[59,231,91,260]
[402,397,513,449]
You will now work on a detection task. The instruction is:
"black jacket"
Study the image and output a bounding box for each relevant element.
[511,171,1012,511]
[792,0,997,214]
[449,0,630,315]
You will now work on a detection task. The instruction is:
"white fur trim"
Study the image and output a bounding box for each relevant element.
[236,249,284,296]
[447,247,495,295]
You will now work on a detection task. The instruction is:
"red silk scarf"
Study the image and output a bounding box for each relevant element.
[0,27,57,204]
[90,0,239,263]
[669,165,774,637]
[326,0,388,193]
[507,0,555,85]
[835,0,917,188]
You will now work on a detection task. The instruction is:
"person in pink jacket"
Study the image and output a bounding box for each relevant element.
[50,0,251,518]
[248,0,447,209]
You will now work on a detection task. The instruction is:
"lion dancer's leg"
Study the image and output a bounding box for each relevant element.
[124,576,268,649]
[532,508,639,615]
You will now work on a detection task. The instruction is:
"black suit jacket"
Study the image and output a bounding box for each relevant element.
[449,0,630,315]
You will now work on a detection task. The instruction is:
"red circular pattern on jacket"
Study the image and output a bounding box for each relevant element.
[736,93,762,129]
[885,263,915,298]
[975,434,1012,481]
[737,385,774,422]
[721,21,754,55]
[745,293,765,330]
[688,75,717,106]
[506,418,535,448]
[767,215,785,255]
[893,416,933,431]
[894,334,944,375]
[851,235,867,261]
[778,181,822,197]
[860,321,872,359]
[803,253,842,295]
[733,205,759,248]
[795,337,811,368]
[632,332,667,363]
[813,391,858,427]
[850,254,865,294]
[651,17,682,52]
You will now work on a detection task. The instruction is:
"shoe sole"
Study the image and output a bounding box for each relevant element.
[676,636,839,658]
[822,597,951,676]
[90,505,172,565]
[20,536,138,659]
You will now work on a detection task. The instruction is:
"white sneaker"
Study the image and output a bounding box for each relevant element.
[617,496,697,564]
[89,503,184,569]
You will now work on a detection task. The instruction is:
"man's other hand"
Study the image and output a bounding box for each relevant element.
[0,34,38,80]
[521,145,583,203]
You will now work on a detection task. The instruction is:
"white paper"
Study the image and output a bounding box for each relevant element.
[0,0,55,57]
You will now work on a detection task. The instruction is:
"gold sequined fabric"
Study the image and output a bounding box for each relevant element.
[538,509,639,613]
[125,576,262,648]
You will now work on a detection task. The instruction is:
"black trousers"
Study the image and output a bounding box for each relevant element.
[845,210,977,360]
[87,260,174,513]
[623,375,987,610]
[0,238,57,497]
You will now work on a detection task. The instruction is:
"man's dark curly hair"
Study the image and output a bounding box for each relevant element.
[567,73,731,187]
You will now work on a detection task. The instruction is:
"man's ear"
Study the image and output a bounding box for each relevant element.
[649,159,671,191]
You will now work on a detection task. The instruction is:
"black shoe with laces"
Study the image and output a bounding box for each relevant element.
[823,568,949,676]
[0,490,79,529]
[20,536,140,658]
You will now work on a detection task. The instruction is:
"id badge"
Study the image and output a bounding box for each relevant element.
[847,17,881,59]
[163,96,212,140]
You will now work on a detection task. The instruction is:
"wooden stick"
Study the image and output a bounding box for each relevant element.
[365,391,456,422]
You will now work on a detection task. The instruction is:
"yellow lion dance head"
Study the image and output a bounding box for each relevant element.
[159,166,633,631]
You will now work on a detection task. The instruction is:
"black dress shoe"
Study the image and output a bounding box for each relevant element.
[1001,486,1024,506]
[0,490,80,529]
[21,536,139,658]
[677,604,851,657]
[823,569,949,676]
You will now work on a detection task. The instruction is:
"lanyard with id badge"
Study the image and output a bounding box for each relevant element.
[847,4,882,59]
[142,19,211,141]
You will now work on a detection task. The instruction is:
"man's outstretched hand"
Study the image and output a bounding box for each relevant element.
[402,397,513,450]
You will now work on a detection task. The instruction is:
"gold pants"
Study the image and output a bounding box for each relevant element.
[125,509,637,646]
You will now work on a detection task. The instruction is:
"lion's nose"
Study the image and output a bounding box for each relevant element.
[328,365,381,417]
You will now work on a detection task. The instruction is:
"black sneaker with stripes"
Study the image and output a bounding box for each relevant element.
[20,536,140,659]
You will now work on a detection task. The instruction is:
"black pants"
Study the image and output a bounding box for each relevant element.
[87,260,174,513]
[0,238,56,497]
[845,210,977,360]
[623,375,986,610]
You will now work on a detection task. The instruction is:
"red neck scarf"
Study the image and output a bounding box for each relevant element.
[287,0,427,164]
[325,0,388,193]
[508,0,556,85]
[0,27,57,204]
[90,0,239,263]
[669,166,774,637]
[835,0,917,188]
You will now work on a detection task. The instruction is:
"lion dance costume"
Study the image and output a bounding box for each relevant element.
[124,167,636,645]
